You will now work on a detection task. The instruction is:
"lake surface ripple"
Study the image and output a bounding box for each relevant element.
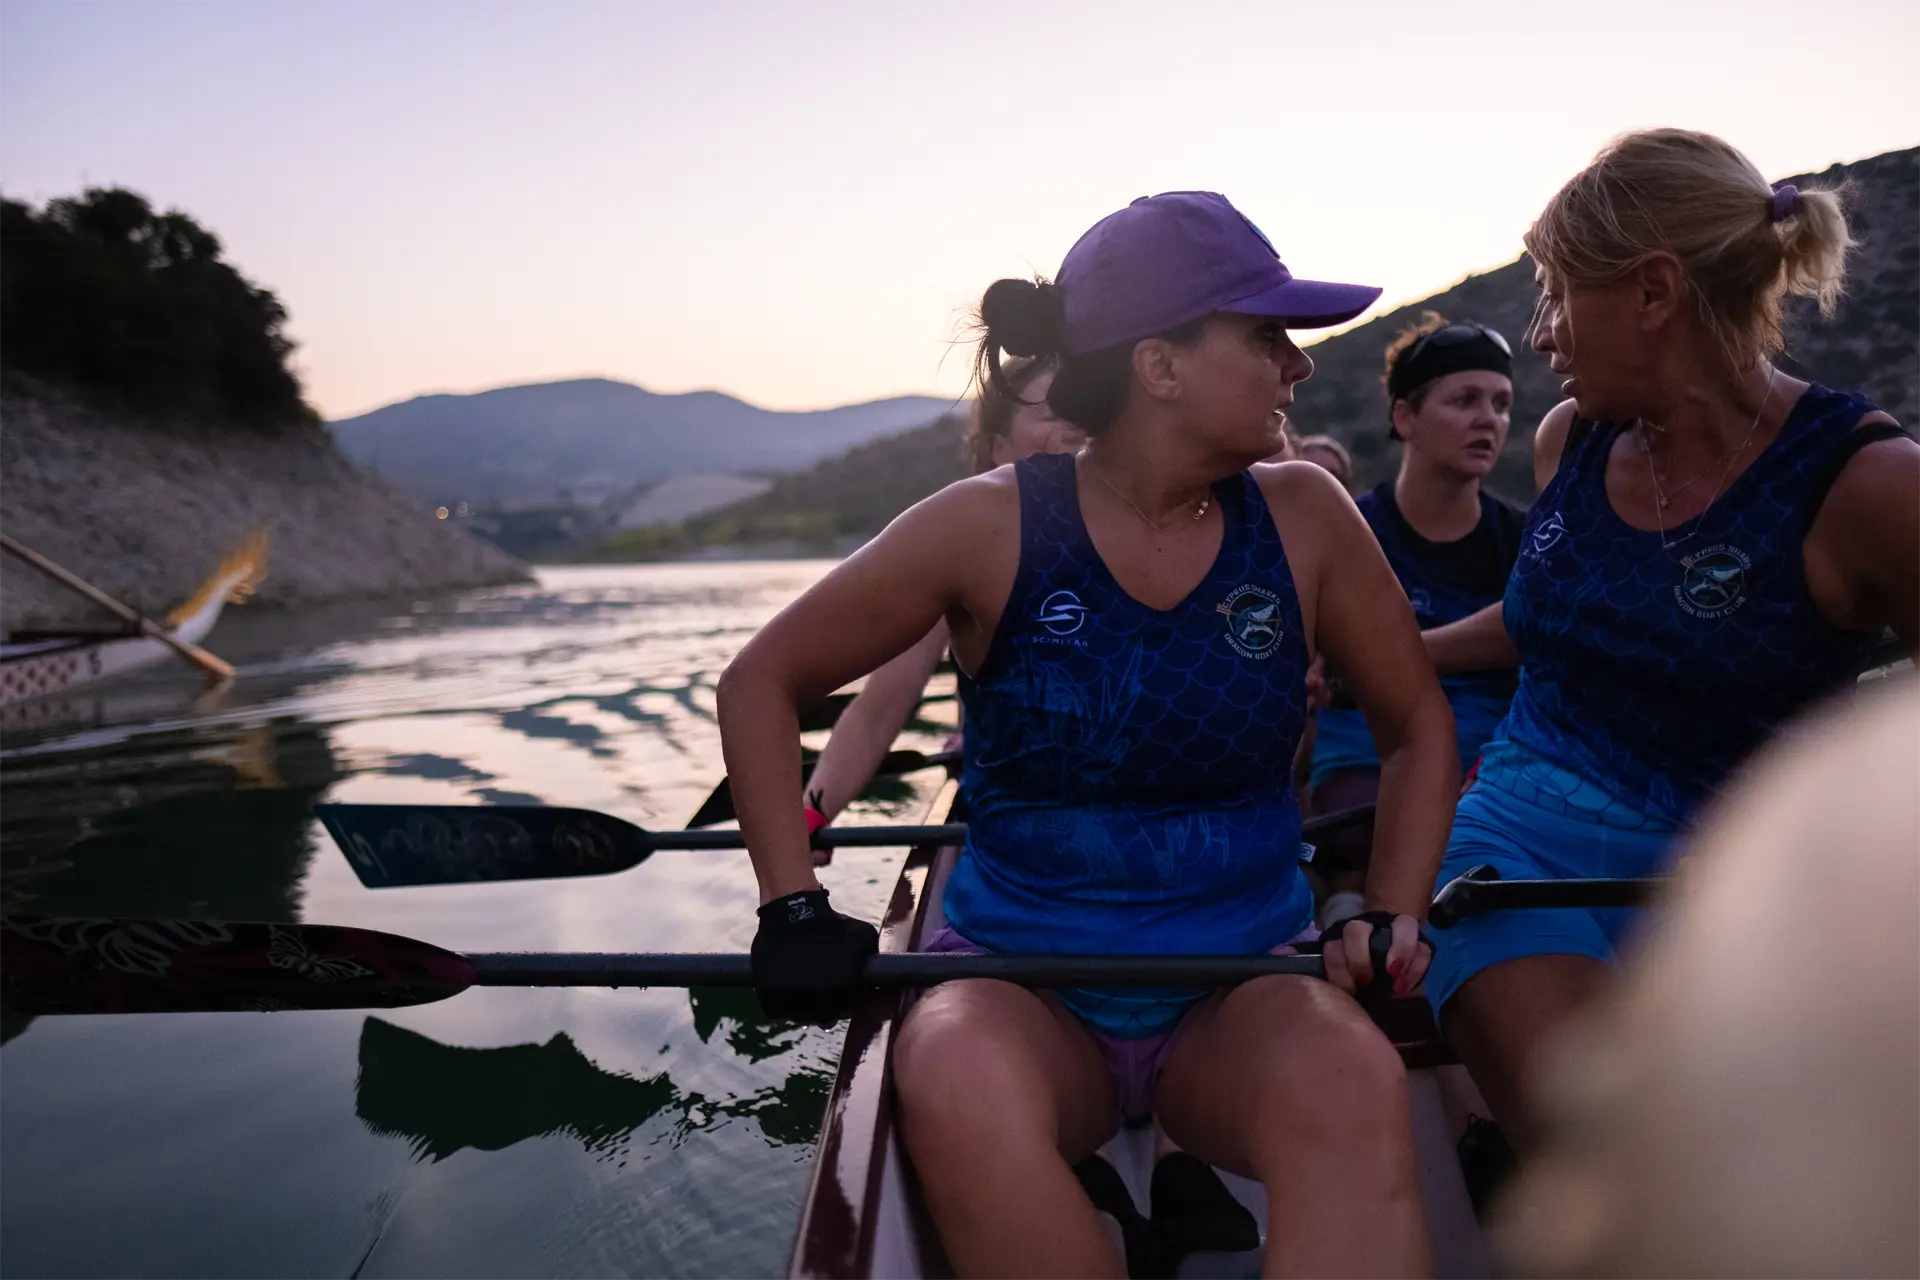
[0,562,954,1279]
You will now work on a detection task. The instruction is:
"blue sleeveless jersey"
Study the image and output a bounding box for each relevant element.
[1311,484,1523,783]
[945,452,1315,1037]
[1487,384,1886,826]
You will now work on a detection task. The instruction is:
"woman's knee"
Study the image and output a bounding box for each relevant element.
[893,982,1075,1125]
[1240,982,1411,1134]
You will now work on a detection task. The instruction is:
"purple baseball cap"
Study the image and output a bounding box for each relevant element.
[1057,191,1382,356]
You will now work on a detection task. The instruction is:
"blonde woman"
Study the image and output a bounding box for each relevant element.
[1421,129,1918,1147]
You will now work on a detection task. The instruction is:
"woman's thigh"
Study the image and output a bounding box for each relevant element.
[1151,974,1410,1180]
[893,978,1118,1162]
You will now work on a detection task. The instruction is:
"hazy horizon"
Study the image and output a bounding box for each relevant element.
[4,0,1914,420]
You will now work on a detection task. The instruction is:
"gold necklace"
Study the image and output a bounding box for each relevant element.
[1641,366,1774,551]
[1084,452,1211,532]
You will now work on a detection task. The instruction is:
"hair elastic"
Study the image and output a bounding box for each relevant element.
[1769,183,1800,224]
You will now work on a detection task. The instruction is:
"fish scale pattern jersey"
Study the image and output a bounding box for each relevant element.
[1486,383,1890,827]
[946,451,1315,1037]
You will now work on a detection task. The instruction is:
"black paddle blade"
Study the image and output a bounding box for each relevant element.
[316,804,649,889]
[0,917,477,1015]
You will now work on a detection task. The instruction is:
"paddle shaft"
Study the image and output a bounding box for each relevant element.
[1429,869,1665,929]
[465,951,1327,987]
[0,533,234,681]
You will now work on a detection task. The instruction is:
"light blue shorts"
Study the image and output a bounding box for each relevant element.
[1425,745,1680,1016]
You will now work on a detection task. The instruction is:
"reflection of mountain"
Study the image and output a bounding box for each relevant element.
[353,1015,832,1161]
[356,1018,676,1161]
[0,720,340,921]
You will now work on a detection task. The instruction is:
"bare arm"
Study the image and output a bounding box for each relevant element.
[1805,420,1920,656]
[718,477,1011,904]
[804,623,948,822]
[1421,399,1578,676]
[1531,398,1578,492]
[1423,603,1518,674]
[1264,466,1458,927]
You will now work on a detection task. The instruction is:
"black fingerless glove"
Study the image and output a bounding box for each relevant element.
[750,888,879,1025]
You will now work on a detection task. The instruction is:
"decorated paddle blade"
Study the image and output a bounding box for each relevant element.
[0,917,477,1015]
[316,803,649,888]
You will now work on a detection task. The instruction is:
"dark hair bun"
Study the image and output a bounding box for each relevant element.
[980,277,1065,359]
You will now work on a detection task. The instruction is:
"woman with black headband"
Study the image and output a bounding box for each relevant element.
[1419,129,1917,1151]
[1304,314,1523,921]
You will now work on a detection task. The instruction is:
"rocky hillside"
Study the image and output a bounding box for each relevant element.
[1,373,529,634]
[580,413,969,560]
[1290,146,1917,496]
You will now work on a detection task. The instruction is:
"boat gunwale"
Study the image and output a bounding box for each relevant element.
[788,779,960,1280]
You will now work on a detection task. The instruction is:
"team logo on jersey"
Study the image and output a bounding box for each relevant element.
[1037,589,1090,636]
[1216,584,1286,659]
[1406,588,1434,621]
[1675,544,1752,619]
[1525,511,1568,559]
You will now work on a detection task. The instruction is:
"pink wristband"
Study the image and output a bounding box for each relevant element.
[803,806,829,836]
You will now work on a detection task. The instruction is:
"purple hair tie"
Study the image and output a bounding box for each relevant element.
[1770,183,1800,223]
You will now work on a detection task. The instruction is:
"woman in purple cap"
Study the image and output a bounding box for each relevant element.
[721,191,1460,1275]
[1418,128,1917,1150]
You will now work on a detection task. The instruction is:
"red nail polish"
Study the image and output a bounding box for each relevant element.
[1388,961,1404,978]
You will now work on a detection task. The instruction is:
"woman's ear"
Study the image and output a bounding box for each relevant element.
[1391,397,1418,442]
[1636,251,1688,333]
[1130,339,1183,403]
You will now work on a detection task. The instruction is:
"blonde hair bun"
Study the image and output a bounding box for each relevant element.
[1524,128,1855,369]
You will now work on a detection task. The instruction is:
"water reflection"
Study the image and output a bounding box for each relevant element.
[1,721,338,922]
[356,1004,832,1164]
[0,564,938,1278]
[357,1017,678,1162]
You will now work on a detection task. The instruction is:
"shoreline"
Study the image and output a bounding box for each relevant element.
[1,372,531,636]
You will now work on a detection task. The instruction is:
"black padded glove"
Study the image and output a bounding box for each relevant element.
[751,888,878,1025]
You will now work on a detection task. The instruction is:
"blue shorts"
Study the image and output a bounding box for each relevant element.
[1425,747,1680,1017]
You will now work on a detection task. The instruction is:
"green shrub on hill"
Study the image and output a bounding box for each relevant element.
[586,413,968,560]
[0,187,314,430]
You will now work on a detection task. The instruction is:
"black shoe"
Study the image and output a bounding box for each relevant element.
[1456,1114,1517,1216]
[1149,1151,1261,1259]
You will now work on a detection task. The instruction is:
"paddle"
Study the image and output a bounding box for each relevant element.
[314,804,967,889]
[0,916,1329,1016]
[0,532,235,682]
[1428,863,1664,929]
[315,801,1379,889]
[685,748,960,830]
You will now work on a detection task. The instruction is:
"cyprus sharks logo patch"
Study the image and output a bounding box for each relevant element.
[1216,584,1286,659]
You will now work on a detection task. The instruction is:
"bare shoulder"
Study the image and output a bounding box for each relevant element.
[1250,459,1371,588]
[1532,398,1580,488]
[1251,457,1359,519]
[884,466,1021,544]
[1825,414,1918,513]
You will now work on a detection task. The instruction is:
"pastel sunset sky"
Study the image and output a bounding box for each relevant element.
[3,0,1913,420]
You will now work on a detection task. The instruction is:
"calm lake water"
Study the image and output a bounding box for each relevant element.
[0,562,957,1279]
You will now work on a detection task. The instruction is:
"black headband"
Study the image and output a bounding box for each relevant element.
[1386,323,1513,403]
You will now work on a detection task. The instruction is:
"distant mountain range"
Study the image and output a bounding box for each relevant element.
[584,145,1915,561]
[328,378,956,510]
